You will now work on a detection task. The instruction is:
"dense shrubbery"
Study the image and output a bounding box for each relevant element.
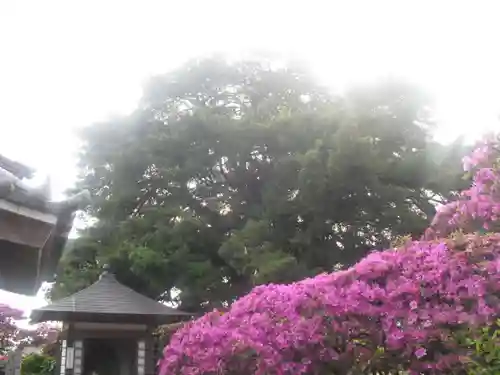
[159,135,500,375]
[455,320,500,375]
[20,353,56,375]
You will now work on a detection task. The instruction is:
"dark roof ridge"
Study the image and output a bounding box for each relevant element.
[31,266,191,322]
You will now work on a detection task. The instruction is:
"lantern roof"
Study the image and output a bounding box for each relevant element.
[30,265,192,324]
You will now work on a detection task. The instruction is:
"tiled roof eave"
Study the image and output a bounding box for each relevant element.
[30,271,192,323]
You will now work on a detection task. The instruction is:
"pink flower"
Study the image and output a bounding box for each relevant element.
[415,347,427,359]
[159,134,500,375]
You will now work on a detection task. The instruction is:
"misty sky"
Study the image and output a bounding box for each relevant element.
[1,0,500,313]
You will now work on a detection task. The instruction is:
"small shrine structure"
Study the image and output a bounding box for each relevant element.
[0,154,89,295]
[29,266,191,375]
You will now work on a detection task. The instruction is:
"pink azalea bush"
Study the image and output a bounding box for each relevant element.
[0,303,24,354]
[425,135,500,240]
[0,304,58,354]
[160,134,500,375]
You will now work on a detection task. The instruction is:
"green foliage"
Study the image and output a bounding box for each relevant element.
[52,57,468,312]
[456,320,500,375]
[21,353,55,375]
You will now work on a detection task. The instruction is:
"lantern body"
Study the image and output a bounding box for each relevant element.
[30,267,191,375]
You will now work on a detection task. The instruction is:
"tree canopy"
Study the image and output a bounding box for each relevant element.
[51,57,468,312]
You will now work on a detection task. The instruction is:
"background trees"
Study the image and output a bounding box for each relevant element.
[51,57,468,312]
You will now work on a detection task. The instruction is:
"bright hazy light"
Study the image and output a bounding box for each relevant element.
[1,0,499,310]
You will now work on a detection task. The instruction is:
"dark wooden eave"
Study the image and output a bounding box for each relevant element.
[5,188,52,213]
[0,195,77,295]
[30,268,192,324]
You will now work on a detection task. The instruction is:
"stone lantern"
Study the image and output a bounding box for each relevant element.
[30,266,191,375]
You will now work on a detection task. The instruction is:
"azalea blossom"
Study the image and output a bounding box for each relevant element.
[159,134,500,375]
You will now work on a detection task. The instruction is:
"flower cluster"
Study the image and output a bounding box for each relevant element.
[455,138,500,230]
[0,304,59,354]
[0,303,24,354]
[159,134,500,375]
[425,135,500,239]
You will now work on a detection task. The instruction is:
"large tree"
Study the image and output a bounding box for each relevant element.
[51,57,468,312]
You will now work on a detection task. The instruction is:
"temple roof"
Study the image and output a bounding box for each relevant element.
[30,266,191,324]
[0,154,53,214]
[0,155,89,296]
[5,188,51,213]
[0,154,35,179]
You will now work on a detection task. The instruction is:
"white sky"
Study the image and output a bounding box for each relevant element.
[1,0,500,313]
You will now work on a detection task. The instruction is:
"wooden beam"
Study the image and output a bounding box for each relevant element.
[0,210,53,248]
[0,199,57,224]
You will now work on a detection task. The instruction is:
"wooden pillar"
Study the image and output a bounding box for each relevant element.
[57,325,68,375]
[137,339,146,375]
[73,340,84,375]
[140,327,156,375]
[58,323,84,375]
[145,327,158,375]
[58,338,67,375]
